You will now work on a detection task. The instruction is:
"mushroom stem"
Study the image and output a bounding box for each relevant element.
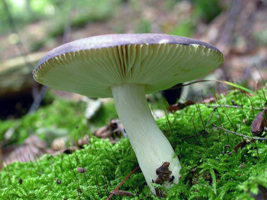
[111,83,181,194]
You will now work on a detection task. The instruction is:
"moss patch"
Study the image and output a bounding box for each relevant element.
[1,89,267,199]
[0,97,117,144]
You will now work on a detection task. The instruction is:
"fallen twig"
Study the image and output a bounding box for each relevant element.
[253,107,267,111]
[205,106,219,129]
[110,190,133,196]
[106,165,139,200]
[212,124,267,141]
[207,105,243,109]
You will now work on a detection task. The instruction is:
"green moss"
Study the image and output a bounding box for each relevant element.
[0,97,118,144]
[0,138,139,199]
[1,89,267,199]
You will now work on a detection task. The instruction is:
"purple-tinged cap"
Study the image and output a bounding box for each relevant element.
[33,34,224,98]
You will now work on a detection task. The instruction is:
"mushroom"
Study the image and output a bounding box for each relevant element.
[33,34,224,194]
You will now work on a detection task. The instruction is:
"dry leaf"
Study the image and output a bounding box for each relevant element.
[3,135,51,167]
[251,110,267,137]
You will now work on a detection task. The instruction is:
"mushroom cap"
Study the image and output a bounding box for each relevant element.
[33,34,224,98]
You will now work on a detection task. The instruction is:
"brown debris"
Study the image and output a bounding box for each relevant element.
[152,162,172,197]
[110,190,133,196]
[251,105,267,137]
[52,147,78,156]
[201,97,216,104]
[52,135,90,156]
[233,139,251,153]
[51,137,67,151]
[94,119,125,143]
[106,166,139,200]
[252,184,267,200]
[3,135,52,167]
[155,162,172,184]
[77,167,88,173]
[77,135,90,148]
[168,100,195,113]
[2,132,92,167]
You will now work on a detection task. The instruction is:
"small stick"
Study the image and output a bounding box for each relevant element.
[212,124,267,141]
[106,166,139,200]
[205,106,219,128]
[253,107,267,111]
[207,105,243,109]
[110,190,133,196]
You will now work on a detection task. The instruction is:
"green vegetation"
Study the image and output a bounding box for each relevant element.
[1,88,267,199]
[0,95,117,144]
[193,0,223,22]
[0,0,122,34]
[163,89,267,199]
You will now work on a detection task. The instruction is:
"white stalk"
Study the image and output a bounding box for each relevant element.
[111,83,181,195]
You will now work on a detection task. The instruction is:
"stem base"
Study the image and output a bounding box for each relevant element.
[111,83,181,194]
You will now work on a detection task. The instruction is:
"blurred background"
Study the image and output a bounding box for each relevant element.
[0,0,266,167]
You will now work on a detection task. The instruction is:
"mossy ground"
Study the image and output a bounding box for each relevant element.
[0,95,118,144]
[0,89,267,199]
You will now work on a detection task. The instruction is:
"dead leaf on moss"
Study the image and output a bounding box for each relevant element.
[3,135,52,167]
[251,105,267,137]
[2,133,91,167]
[233,139,252,153]
[94,119,125,143]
